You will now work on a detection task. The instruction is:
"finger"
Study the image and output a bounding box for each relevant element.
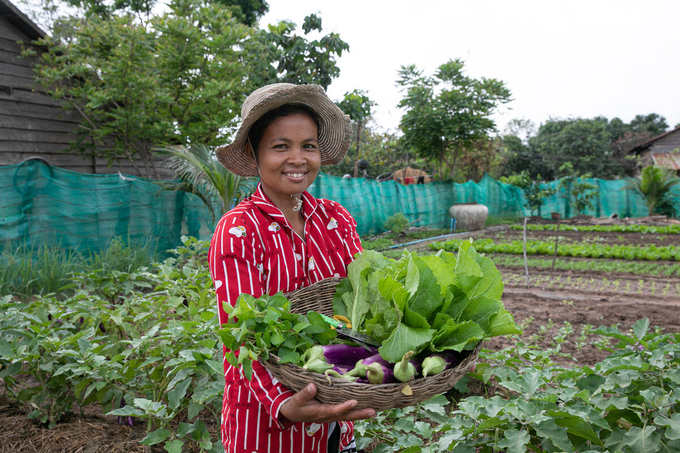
[292,383,317,405]
[336,407,377,422]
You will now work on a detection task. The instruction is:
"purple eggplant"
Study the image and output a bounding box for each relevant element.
[344,353,395,384]
[301,344,378,373]
[422,351,459,377]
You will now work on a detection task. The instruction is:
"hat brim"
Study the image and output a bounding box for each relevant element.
[216,84,352,177]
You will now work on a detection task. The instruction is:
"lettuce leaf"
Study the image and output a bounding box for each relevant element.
[379,322,435,363]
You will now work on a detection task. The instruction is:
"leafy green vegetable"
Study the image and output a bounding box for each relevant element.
[217,293,336,379]
[335,243,520,363]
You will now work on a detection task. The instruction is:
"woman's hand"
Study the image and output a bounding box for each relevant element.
[279,383,376,424]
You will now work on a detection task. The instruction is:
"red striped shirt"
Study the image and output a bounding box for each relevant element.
[209,183,363,453]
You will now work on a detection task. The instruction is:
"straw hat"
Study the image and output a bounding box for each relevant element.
[216,83,352,177]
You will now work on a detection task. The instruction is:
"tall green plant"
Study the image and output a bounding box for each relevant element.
[625,165,680,216]
[500,171,555,216]
[156,145,252,222]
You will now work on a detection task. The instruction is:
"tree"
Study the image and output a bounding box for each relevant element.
[28,0,251,178]
[28,0,348,178]
[397,59,512,180]
[216,0,269,26]
[625,165,680,217]
[630,113,669,137]
[557,163,598,216]
[529,117,614,179]
[337,89,374,177]
[500,170,555,216]
[156,145,252,222]
[244,14,349,90]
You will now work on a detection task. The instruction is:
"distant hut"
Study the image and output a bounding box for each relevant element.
[631,126,680,174]
[392,166,431,185]
[0,0,170,177]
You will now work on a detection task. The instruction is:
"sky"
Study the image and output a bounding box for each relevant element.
[260,0,680,136]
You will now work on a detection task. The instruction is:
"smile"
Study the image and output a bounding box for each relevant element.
[285,173,306,178]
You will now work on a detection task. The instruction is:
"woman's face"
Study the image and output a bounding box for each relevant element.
[255,113,321,201]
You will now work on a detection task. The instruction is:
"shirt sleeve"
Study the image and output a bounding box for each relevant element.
[209,213,296,430]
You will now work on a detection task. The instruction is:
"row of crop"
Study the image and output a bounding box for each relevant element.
[492,255,680,277]
[356,320,680,452]
[510,224,680,234]
[432,238,680,261]
[0,238,224,453]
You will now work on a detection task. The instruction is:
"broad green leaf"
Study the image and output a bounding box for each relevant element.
[420,254,457,296]
[468,255,504,300]
[459,296,501,335]
[168,378,192,411]
[379,322,434,363]
[632,318,650,341]
[164,439,184,453]
[141,428,172,446]
[656,413,680,440]
[406,259,443,320]
[488,308,520,336]
[107,406,145,417]
[665,369,680,384]
[604,428,627,452]
[535,419,573,453]
[404,305,430,329]
[551,412,603,446]
[431,320,484,352]
[497,429,530,453]
[454,247,483,295]
[622,426,660,453]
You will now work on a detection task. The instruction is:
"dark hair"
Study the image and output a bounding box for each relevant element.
[247,104,321,156]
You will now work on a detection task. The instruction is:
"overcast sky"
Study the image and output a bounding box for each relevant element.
[261,0,680,135]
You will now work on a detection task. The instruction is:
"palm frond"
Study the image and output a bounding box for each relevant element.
[155,144,251,220]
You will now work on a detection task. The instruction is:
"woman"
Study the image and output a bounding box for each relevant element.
[209,83,376,453]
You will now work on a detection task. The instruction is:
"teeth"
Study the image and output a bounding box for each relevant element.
[287,173,304,178]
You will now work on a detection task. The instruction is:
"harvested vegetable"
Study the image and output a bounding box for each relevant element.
[394,351,417,383]
[421,351,458,377]
[332,242,520,364]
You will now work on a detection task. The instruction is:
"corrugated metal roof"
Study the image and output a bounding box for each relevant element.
[651,152,680,170]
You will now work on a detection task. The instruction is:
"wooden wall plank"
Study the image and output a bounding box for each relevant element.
[0,128,74,143]
[0,18,31,42]
[0,73,40,91]
[0,38,39,59]
[0,87,66,107]
[0,99,82,122]
[0,151,91,166]
[0,113,79,132]
[0,141,74,153]
[0,60,33,77]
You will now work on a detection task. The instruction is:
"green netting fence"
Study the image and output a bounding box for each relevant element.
[1,160,678,252]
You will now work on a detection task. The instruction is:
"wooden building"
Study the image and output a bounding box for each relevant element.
[0,0,171,178]
[631,126,680,173]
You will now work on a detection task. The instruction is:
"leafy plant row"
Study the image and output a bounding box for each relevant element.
[510,224,680,235]
[492,255,680,277]
[432,238,680,261]
[0,238,223,453]
[355,319,680,453]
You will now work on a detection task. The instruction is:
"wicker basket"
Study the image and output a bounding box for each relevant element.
[261,278,480,411]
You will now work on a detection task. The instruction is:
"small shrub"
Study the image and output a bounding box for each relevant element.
[383,212,409,234]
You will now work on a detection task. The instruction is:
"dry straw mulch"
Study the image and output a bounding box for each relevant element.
[0,397,151,453]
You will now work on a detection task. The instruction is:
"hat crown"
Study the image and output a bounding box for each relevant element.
[241,83,297,118]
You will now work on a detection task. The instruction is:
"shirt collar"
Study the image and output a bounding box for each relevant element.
[251,182,319,224]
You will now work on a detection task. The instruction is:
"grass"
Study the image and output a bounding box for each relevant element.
[0,237,158,298]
